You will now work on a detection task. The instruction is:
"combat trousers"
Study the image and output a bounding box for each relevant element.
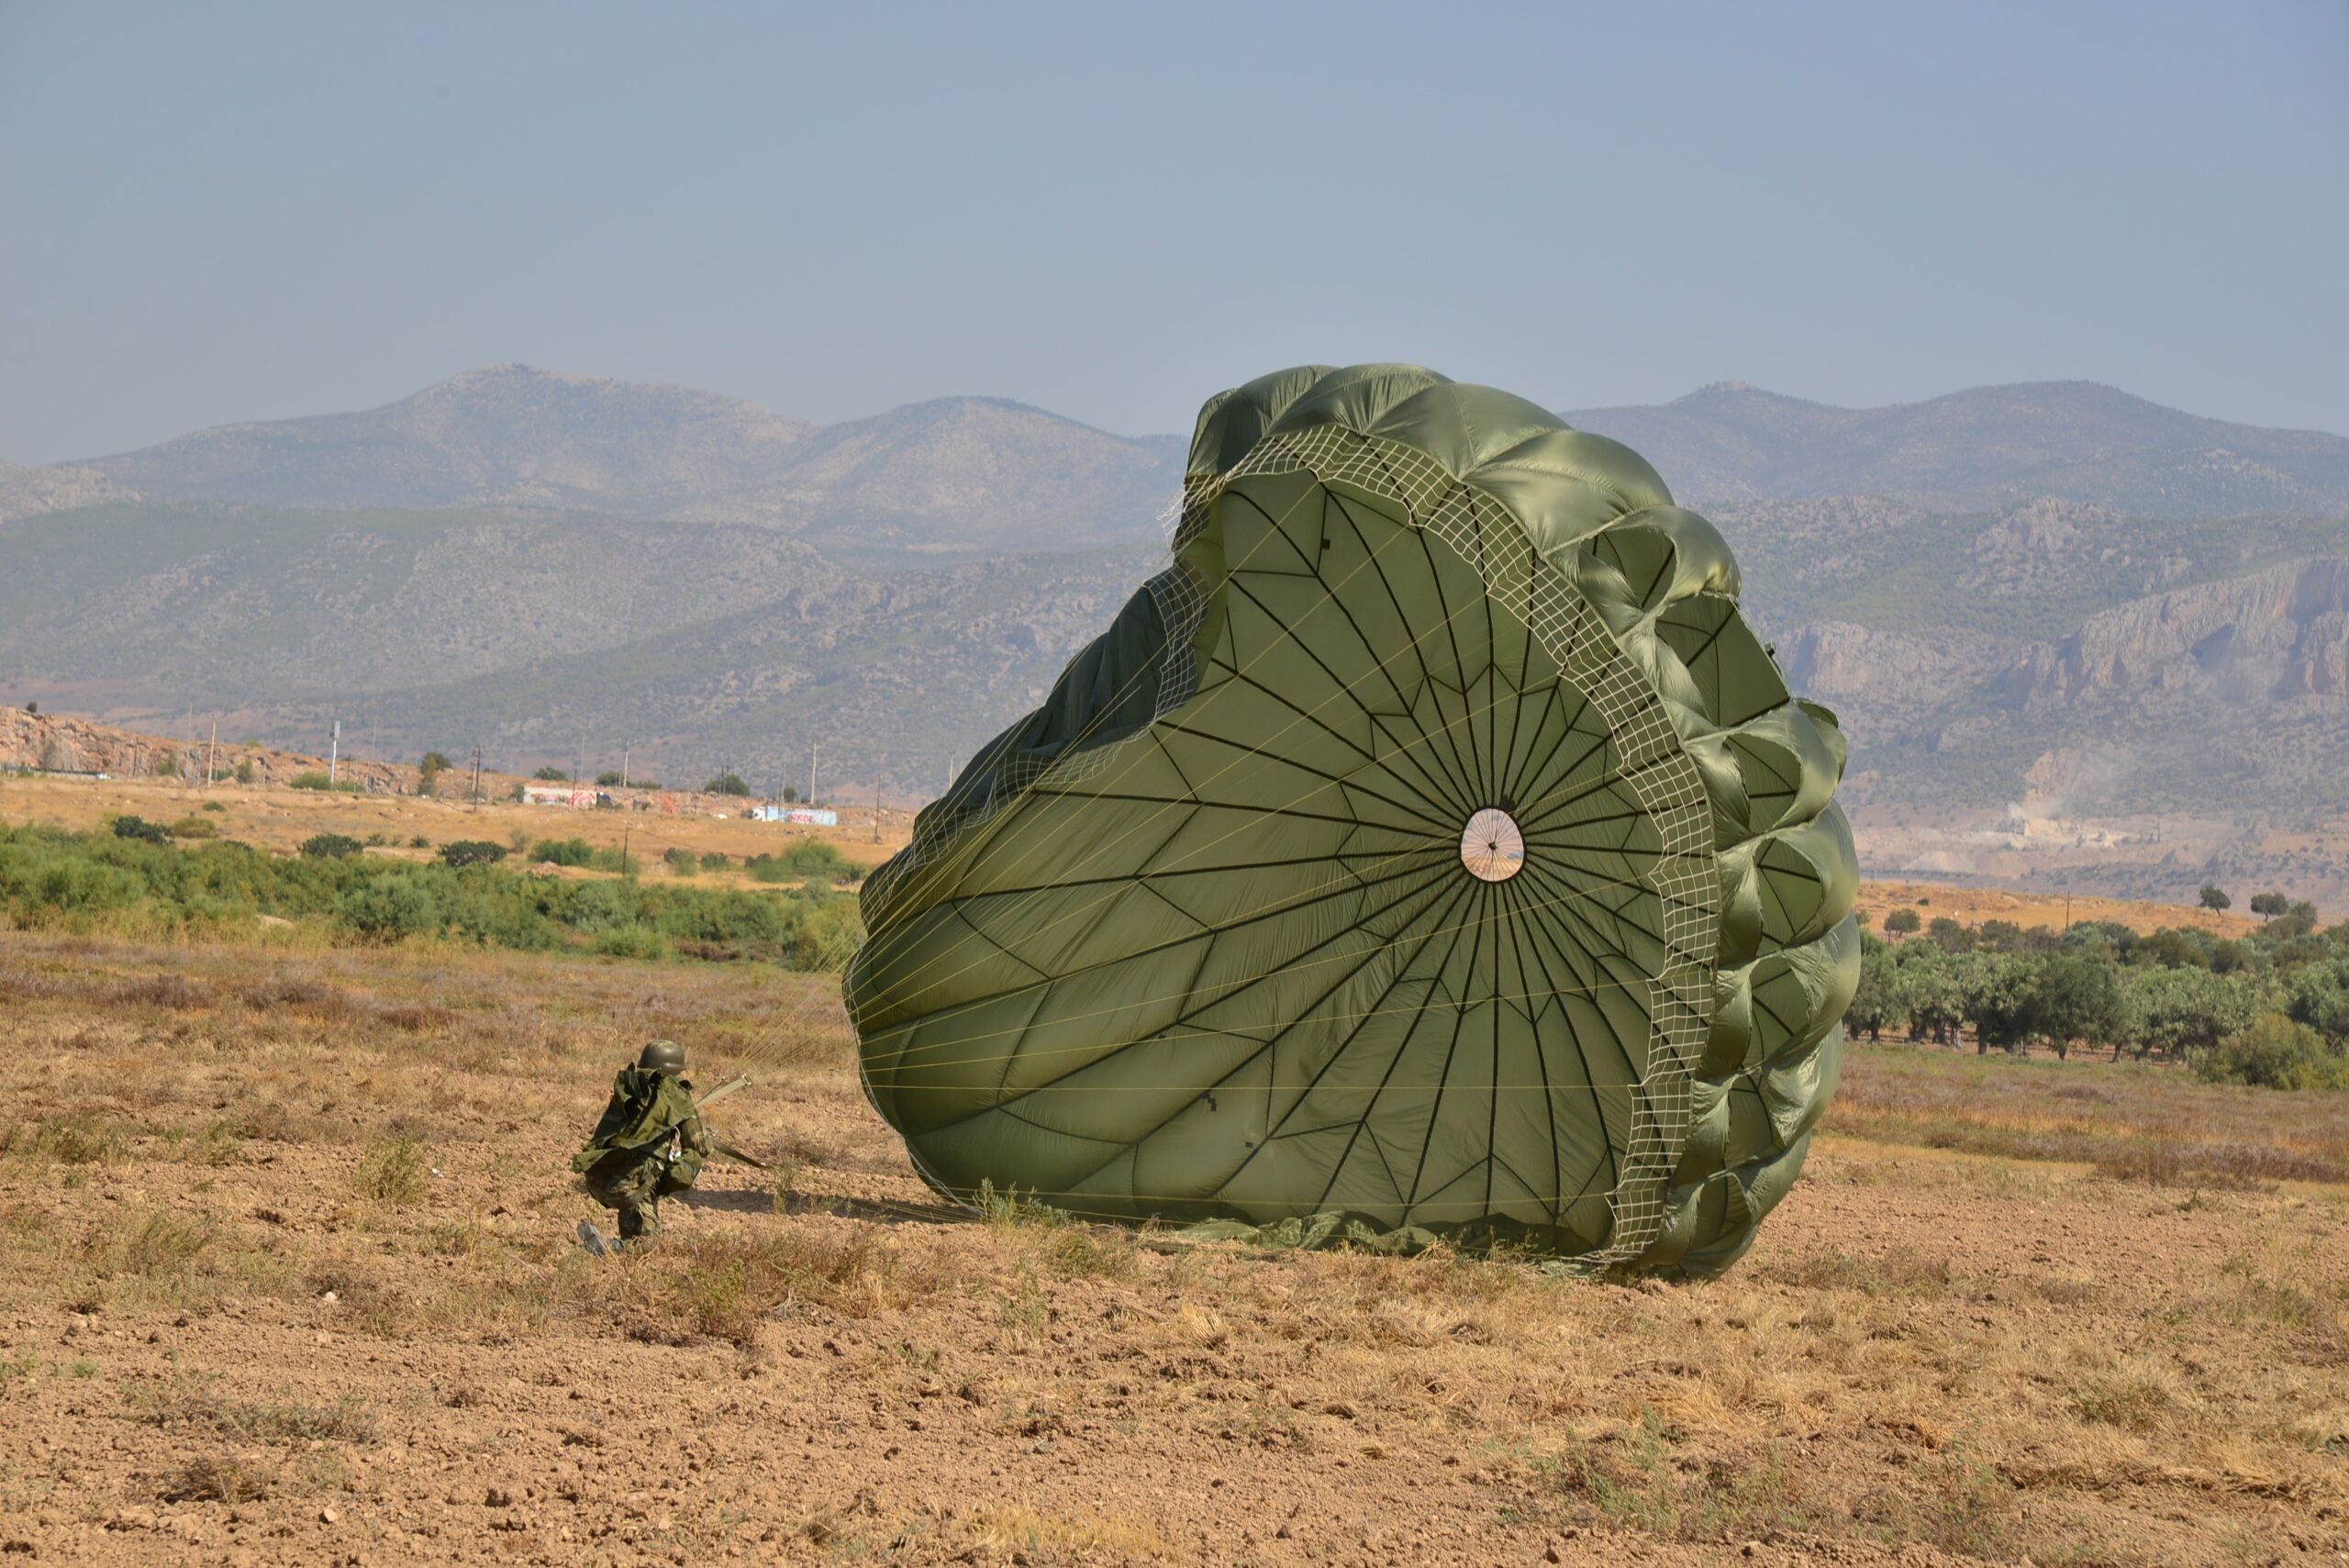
[583,1151,692,1240]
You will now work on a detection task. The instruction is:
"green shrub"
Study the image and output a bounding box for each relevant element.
[300,832,363,860]
[289,771,358,793]
[335,875,441,941]
[703,773,751,797]
[529,837,595,867]
[595,771,624,787]
[154,754,180,778]
[1883,907,1921,935]
[439,840,507,869]
[167,817,220,840]
[2195,1013,2349,1091]
[700,851,731,872]
[233,759,256,784]
[749,839,856,884]
[112,815,172,844]
[533,766,571,782]
[202,801,227,814]
[662,847,698,875]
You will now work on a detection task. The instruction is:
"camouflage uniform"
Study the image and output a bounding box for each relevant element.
[573,1057,710,1241]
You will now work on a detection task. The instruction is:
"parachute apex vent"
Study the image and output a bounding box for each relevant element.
[1459,807,1525,883]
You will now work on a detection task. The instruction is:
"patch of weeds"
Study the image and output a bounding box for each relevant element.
[678,1259,756,1345]
[2,1113,129,1165]
[2070,1376,2174,1431]
[62,1358,100,1378]
[162,1453,274,1503]
[417,1220,486,1258]
[189,1119,247,1166]
[992,1267,1050,1348]
[1041,1226,1138,1281]
[122,1211,213,1276]
[130,1369,380,1445]
[1544,1407,1809,1541]
[0,1347,39,1383]
[352,1132,430,1207]
[1850,1443,2016,1560]
[1761,1245,1952,1297]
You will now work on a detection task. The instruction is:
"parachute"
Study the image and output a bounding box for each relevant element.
[847,364,1858,1276]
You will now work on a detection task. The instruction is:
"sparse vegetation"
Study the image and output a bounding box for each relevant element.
[703,773,751,796]
[0,919,2337,1566]
[0,816,863,970]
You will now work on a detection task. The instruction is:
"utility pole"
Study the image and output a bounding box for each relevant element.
[469,743,484,811]
[874,791,882,844]
[206,718,217,790]
[807,743,818,809]
[328,720,340,786]
[620,740,629,791]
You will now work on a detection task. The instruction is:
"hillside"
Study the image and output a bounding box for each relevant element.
[1566,380,2349,517]
[10,367,2349,901]
[0,498,1159,796]
[68,365,1179,565]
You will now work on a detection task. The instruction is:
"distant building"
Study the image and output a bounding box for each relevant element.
[751,806,839,826]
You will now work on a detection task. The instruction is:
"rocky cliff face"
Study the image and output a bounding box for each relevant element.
[0,707,412,791]
[2000,556,2349,708]
[1778,622,2018,722]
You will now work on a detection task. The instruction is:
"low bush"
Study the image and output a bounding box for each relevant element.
[439,840,507,869]
[112,816,171,844]
[529,837,595,868]
[288,772,359,793]
[704,773,751,797]
[300,833,363,861]
[2195,1013,2349,1092]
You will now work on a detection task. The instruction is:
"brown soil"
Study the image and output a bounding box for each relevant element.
[3,936,2343,1566]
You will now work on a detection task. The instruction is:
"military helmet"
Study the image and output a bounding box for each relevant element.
[638,1040,687,1077]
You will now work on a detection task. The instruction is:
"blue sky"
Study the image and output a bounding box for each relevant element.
[3,0,2343,462]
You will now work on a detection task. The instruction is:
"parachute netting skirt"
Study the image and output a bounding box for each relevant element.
[848,364,1859,1276]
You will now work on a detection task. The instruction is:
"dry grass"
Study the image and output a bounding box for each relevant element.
[0,928,2341,1566]
[1828,1040,2349,1184]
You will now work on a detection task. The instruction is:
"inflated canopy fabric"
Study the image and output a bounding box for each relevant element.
[848,364,1859,1276]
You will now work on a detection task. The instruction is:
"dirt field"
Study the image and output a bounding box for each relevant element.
[3,931,2343,1567]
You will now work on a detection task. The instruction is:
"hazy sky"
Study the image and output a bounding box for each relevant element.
[4,1,2343,462]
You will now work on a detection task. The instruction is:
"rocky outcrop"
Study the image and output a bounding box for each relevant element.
[0,707,413,791]
[1999,556,2349,708]
[1779,621,2016,720]
[0,462,135,525]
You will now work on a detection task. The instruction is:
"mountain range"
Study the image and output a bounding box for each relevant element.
[6,364,2349,904]
[19,364,1181,568]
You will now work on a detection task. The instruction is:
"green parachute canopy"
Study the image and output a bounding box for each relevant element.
[847,364,1858,1276]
